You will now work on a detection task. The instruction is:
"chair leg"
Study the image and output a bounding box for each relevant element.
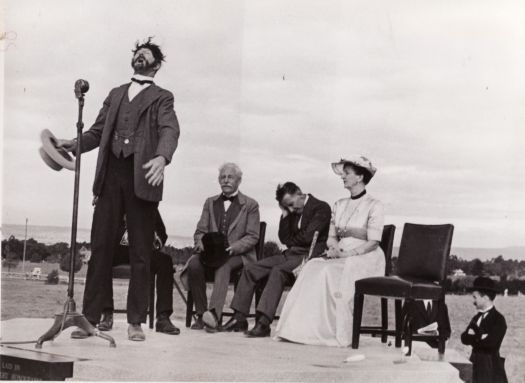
[352,292,365,349]
[185,291,194,328]
[149,274,155,329]
[438,335,446,356]
[394,299,402,348]
[403,314,412,356]
[380,297,388,343]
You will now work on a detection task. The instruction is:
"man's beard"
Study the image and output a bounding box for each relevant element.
[131,57,157,73]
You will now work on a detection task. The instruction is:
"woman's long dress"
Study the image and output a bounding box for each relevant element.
[275,193,385,347]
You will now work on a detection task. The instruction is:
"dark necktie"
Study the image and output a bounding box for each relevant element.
[426,301,432,318]
[131,78,153,85]
[221,194,235,202]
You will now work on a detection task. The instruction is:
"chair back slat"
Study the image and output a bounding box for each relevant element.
[397,223,454,282]
[379,224,396,276]
[255,222,267,261]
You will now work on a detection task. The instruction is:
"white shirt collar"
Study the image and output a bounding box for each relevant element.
[224,190,239,198]
[479,305,494,314]
[131,74,155,82]
[303,194,309,207]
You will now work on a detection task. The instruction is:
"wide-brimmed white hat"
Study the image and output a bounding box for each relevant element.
[39,129,75,171]
[331,156,377,177]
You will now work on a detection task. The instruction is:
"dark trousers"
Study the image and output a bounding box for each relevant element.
[82,154,158,324]
[187,255,243,318]
[103,250,174,317]
[471,352,508,383]
[230,252,303,321]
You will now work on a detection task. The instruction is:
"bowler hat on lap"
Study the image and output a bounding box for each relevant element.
[468,276,500,294]
[201,232,229,268]
[39,129,76,171]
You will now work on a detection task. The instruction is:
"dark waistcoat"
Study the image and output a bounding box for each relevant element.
[111,89,148,158]
[213,196,241,246]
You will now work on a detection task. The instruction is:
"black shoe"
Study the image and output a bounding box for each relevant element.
[220,317,248,332]
[190,315,204,330]
[98,311,113,332]
[245,321,271,338]
[155,316,180,335]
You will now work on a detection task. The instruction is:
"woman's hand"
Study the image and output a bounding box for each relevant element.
[337,226,367,240]
[326,246,341,259]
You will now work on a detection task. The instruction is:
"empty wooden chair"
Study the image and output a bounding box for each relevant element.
[352,223,454,355]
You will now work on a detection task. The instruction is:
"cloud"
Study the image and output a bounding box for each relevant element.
[3,0,525,248]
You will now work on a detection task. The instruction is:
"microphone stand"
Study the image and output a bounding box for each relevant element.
[36,85,116,349]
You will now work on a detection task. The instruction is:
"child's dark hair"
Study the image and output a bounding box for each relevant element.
[276,182,301,203]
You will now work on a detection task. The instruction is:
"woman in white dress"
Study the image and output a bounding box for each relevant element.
[275,156,385,347]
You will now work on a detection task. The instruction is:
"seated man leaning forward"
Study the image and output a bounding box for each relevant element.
[225,182,331,337]
[181,162,260,331]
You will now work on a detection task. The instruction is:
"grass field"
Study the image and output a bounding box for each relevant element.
[1,274,524,383]
[1,261,89,279]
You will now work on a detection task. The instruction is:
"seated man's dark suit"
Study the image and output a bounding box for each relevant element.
[461,307,508,383]
[402,300,451,348]
[230,194,331,322]
[183,192,260,319]
[103,209,175,318]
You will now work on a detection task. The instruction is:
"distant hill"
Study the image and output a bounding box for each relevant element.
[392,246,525,261]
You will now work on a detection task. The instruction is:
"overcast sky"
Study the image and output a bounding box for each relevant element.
[2,0,525,248]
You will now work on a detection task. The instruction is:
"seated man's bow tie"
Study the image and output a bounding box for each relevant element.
[131,78,153,85]
[221,194,236,202]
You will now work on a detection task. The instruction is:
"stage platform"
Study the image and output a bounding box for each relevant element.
[1,317,467,382]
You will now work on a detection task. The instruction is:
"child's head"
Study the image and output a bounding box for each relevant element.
[472,290,496,310]
[469,277,499,311]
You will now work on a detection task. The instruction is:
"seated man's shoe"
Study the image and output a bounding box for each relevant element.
[71,328,91,339]
[128,323,145,341]
[190,315,204,330]
[98,311,114,332]
[220,317,248,332]
[202,310,219,332]
[245,321,271,338]
[155,315,180,335]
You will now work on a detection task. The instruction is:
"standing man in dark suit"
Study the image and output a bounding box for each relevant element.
[461,277,507,383]
[97,209,180,336]
[461,277,508,383]
[57,38,180,341]
[224,182,331,337]
[181,163,260,332]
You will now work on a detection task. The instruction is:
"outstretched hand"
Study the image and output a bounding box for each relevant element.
[143,156,166,186]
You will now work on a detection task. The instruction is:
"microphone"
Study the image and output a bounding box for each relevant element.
[74,79,90,98]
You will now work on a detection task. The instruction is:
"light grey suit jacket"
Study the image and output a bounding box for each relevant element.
[193,191,260,264]
[179,191,260,290]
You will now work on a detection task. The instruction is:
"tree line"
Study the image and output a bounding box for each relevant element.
[3,236,525,295]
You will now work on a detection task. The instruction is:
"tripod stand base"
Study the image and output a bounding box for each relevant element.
[36,309,116,349]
